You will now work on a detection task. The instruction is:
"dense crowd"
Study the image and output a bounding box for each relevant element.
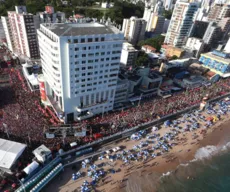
[1,66,230,152]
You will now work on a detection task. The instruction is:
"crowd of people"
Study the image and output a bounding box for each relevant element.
[1,64,230,152]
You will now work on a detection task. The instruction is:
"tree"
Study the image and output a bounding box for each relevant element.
[163,9,173,20]
[138,35,165,52]
[135,52,149,67]
[105,0,144,24]
[170,55,178,60]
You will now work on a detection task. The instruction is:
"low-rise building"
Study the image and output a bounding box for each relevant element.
[183,37,204,58]
[161,44,185,58]
[38,6,65,23]
[114,74,129,106]
[120,42,138,66]
[199,50,230,77]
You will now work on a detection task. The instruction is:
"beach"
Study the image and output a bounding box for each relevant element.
[44,100,230,192]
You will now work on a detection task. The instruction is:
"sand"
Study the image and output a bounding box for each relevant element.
[44,104,230,192]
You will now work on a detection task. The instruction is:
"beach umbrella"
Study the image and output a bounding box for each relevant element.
[206,117,213,121]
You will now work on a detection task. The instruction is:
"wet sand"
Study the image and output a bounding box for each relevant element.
[44,107,230,192]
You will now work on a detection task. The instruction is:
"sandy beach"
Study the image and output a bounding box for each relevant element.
[44,101,230,192]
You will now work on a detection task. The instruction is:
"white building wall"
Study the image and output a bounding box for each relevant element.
[1,17,12,50]
[164,0,199,47]
[38,24,124,121]
[224,38,230,53]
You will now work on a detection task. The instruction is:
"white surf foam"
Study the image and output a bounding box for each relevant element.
[194,145,217,160]
[161,171,171,178]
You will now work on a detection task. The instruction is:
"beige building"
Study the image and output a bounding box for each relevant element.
[207,4,230,22]
[122,16,146,45]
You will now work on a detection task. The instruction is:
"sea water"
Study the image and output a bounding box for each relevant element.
[155,142,230,192]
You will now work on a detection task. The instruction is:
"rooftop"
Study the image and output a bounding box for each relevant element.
[0,139,26,169]
[42,23,119,36]
[201,52,230,63]
[128,75,141,82]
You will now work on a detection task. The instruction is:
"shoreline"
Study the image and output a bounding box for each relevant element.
[44,103,230,192]
[116,117,230,192]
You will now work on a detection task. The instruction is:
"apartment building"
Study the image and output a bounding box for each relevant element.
[1,6,40,59]
[1,16,13,51]
[207,4,230,22]
[203,22,221,47]
[120,42,138,66]
[164,0,199,47]
[122,16,146,45]
[37,23,124,122]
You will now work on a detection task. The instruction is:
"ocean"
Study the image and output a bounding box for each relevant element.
[155,142,230,192]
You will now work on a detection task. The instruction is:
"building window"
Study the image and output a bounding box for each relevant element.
[74,39,78,43]
[82,54,86,57]
[75,47,79,51]
[88,38,93,42]
[81,38,85,43]
[101,37,105,41]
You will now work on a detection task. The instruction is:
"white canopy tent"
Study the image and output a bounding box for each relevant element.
[0,139,26,170]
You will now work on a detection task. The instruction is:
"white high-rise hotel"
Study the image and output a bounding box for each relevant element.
[37,23,123,122]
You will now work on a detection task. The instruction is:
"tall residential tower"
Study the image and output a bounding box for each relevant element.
[164,0,199,47]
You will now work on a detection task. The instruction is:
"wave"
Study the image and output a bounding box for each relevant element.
[194,145,218,160]
[162,171,171,177]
